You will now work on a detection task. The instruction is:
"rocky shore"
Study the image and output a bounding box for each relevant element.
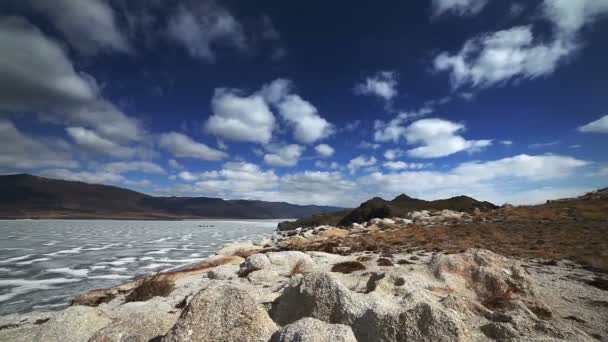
[1,205,607,341]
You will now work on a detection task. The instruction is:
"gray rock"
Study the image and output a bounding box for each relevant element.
[240,253,271,275]
[35,306,112,342]
[88,313,175,342]
[208,264,239,280]
[271,272,468,342]
[162,285,277,342]
[271,317,356,342]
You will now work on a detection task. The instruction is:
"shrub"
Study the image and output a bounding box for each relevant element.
[125,274,175,302]
[331,261,366,274]
[289,258,311,277]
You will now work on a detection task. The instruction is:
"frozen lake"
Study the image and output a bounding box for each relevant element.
[0,219,279,315]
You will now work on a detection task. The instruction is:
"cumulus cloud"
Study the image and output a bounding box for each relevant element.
[374,107,433,142]
[347,155,377,174]
[364,154,590,204]
[39,168,125,185]
[166,2,246,62]
[384,149,404,160]
[0,17,144,143]
[0,119,78,170]
[0,17,96,111]
[433,0,608,89]
[432,0,488,17]
[434,26,572,89]
[578,115,608,133]
[66,127,135,158]
[264,144,305,167]
[206,79,333,145]
[275,94,334,144]
[205,88,276,144]
[102,161,165,174]
[403,118,492,158]
[167,161,354,206]
[315,144,335,157]
[159,132,227,160]
[383,161,430,171]
[354,71,398,101]
[27,0,131,55]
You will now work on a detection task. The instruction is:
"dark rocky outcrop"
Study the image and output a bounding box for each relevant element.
[278,193,497,230]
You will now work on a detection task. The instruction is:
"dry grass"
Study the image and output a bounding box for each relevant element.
[289,258,311,277]
[125,274,175,302]
[284,198,608,272]
[331,261,366,274]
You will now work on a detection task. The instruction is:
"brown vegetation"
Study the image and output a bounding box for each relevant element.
[331,261,366,274]
[283,195,608,272]
[125,274,175,302]
[289,258,312,277]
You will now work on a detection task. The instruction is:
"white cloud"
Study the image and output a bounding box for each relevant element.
[159,132,227,160]
[315,160,341,170]
[528,141,559,149]
[178,171,197,181]
[166,3,246,62]
[206,79,332,145]
[354,71,398,101]
[264,144,305,167]
[39,169,125,185]
[275,94,334,144]
[66,127,135,158]
[364,154,590,204]
[168,159,184,169]
[358,141,381,150]
[27,0,131,55]
[0,17,144,143]
[166,161,355,206]
[0,119,78,170]
[347,155,377,174]
[205,88,275,144]
[102,162,165,174]
[434,26,572,89]
[403,118,492,158]
[384,149,404,160]
[543,0,608,37]
[0,17,96,112]
[262,79,334,144]
[315,144,335,157]
[500,140,513,145]
[434,0,608,89]
[383,161,430,171]
[579,115,608,134]
[432,0,488,17]
[374,107,433,142]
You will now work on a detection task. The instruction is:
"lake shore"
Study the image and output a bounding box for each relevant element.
[1,206,607,341]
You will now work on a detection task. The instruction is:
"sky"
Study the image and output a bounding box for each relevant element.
[0,0,607,207]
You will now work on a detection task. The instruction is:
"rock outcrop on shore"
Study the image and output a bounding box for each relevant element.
[1,195,607,341]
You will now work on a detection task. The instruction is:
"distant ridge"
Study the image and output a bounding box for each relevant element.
[0,174,346,220]
[277,193,497,231]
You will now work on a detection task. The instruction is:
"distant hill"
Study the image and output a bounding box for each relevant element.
[277,193,497,231]
[0,174,346,220]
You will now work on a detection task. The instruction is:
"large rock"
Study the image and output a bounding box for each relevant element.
[162,285,277,342]
[35,306,112,342]
[270,317,356,342]
[207,264,239,280]
[88,313,175,342]
[271,272,467,342]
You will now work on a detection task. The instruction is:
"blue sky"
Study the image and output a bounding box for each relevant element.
[0,0,607,207]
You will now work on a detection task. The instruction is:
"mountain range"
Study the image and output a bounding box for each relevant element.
[0,174,346,220]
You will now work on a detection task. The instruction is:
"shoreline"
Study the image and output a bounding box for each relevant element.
[1,208,607,341]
